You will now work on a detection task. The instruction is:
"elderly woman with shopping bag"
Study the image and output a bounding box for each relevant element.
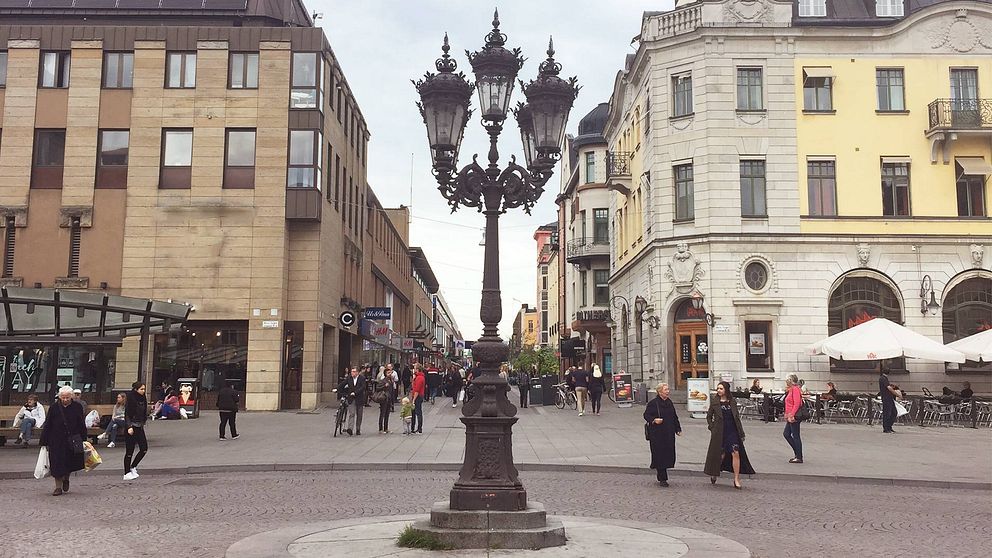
[39,386,87,496]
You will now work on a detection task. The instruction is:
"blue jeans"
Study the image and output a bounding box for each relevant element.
[411,396,424,433]
[19,417,36,441]
[105,418,126,444]
[784,420,803,459]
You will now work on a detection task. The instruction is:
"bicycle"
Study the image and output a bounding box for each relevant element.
[332,391,349,437]
[552,383,577,410]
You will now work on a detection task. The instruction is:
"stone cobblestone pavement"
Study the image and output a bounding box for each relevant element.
[0,469,988,558]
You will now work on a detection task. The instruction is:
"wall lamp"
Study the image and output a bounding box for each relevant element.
[920,275,940,316]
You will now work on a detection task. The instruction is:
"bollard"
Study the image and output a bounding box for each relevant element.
[866,396,873,426]
[971,397,978,429]
[815,393,821,425]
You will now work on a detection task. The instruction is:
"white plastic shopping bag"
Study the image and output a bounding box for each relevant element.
[894,401,909,417]
[179,408,189,419]
[459,389,465,402]
[85,409,100,428]
[34,447,50,479]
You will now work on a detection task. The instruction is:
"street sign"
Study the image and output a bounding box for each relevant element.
[261,320,279,329]
[339,311,356,327]
[363,307,392,320]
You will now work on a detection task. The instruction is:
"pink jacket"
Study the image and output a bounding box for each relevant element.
[784,385,803,418]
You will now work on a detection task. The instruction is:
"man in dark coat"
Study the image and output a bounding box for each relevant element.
[346,367,366,435]
[518,368,531,408]
[401,365,412,398]
[644,384,681,486]
[445,366,464,408]
[40,386,86,496]
[216,382,240,440]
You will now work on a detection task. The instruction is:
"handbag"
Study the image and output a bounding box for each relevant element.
[60,405,85,454]
[795,402,811,423]
[645,399,661,440]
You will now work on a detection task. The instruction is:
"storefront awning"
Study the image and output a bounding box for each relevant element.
[0,287,191,340]
[957,157,992,177]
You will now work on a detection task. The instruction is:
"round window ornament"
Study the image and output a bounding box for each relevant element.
[744,261,769,292]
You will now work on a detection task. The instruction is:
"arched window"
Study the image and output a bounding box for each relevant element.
[827,275,904,372]
[942,276,992,371]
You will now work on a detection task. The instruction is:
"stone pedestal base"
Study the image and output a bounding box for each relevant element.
[408,501,566,550]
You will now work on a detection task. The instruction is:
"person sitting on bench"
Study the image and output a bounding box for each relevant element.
[12,394,46,446]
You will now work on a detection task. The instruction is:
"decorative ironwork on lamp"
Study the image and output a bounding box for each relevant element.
[920,275,940,315]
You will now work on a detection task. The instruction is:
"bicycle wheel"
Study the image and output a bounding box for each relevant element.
[607,389,616,403]
[554,391,565,409]
[567,392,577,410]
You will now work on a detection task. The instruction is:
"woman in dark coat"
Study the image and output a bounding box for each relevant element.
[39,386,86,496]
[644,383,681,486]
[704,381,755,490]
[123,382,149,481]
[445,366,464,408]
[589,364,607,415]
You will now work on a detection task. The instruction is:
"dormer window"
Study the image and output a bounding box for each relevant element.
[876,0,904,17]
[799,0,826,17]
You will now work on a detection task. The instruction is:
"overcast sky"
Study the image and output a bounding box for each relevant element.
[315,0,674,340]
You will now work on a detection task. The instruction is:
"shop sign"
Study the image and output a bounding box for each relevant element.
[371,323,389,337]
[612,373,633,405]
[402,338,414,350]
[261,320,279,329]
[363,307,392,320]
[686,378,710,417]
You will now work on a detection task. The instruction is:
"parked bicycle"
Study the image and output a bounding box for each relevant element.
[553,382,577,410]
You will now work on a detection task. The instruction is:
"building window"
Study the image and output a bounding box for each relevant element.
[229,53,259,89]
[166,52,196,88]
[736,67,763,111]
[674,163,694,221]
[828,275,904,372]
[31,129,66,189]
[802,68,833,111]
[291,52,320,109]
[160,129,193,189]
[593,208,609,242]
[102,52,133,89]
[740,160,767,217]
[224,129,256,189]
[876,68,905,111]
[956,159,988,217]
[0,51,7,87]
[744,321,773,370]
[288,130,322,189]
[672,74,692,118]
[96,130,129,189]
[334,154,341,210]
[1,217,14,278]
[942,277,992,372]
[585,152,595,183]
[40,51,70,88]
[807,159,837,216]
[67,217,81,278]
[876,0,904,17]
[881,161,911,216]
[799,0,826,17]
[743,261,769,292]
[594,270,609,305]
[581,271,588,307]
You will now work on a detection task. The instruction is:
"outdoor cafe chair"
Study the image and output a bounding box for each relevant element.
[922,399,956,427]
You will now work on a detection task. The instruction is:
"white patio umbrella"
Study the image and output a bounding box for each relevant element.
[946,329,992,362]
[807,318,966,363]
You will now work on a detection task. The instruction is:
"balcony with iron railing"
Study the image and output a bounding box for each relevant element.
[927,99,992,132]
[606,151,633,196]
[565,236,611,264]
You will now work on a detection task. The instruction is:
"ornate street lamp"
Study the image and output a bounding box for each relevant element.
[414,11,578,516]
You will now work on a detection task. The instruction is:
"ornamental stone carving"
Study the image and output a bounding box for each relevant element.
[926,10,992,53]
[856,243,871,267]
[665,242,704,296]
[723,0,771,24]
[971,244,984,268]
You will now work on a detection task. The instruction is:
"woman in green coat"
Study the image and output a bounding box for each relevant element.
[704,381,756,489]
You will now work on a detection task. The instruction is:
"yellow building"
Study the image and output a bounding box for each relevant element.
[605,0,992,393]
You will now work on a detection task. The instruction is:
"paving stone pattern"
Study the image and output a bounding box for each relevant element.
[0,469,988,558]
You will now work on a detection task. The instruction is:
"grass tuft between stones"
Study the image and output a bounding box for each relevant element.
[397,525,455,551]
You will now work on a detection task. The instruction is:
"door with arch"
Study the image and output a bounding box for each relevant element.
[673,299,709,389]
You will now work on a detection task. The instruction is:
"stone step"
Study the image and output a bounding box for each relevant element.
[429,501,548,530]
[410,518,567,550]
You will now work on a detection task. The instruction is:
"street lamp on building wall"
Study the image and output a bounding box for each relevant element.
[414,12,578,513]
[920,275,941,316]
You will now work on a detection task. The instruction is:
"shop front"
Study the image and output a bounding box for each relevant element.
[152,320,248,411]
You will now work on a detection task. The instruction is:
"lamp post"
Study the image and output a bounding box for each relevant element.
[414,12,578,513]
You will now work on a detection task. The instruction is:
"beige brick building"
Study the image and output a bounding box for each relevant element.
[0,1,424,410]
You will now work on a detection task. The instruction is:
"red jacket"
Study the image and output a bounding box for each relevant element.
[411,371,426,398]
[784,385,803,418]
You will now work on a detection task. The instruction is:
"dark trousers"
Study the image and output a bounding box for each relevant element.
[519,386,528,408]
[219,411,238,438]
[124,426,148,474]
[882,400,897,432]
[590,390,603,413]
[411,396,424,433]
[378,401,390,432]
[452,390,459,407]
[783,420,803,459]
[656,468,668,482]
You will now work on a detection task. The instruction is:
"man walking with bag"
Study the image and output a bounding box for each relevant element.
[217,381,240,440]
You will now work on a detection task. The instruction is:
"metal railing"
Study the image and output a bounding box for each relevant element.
[606,151,632,179]
[565,236,610,260]
[927,98,992,130]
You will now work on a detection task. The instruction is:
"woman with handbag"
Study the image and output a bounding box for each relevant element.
[783,374,805,463]
[39,386,86,496]
[704,381,755,490]
[644,383,682,487]
[375,373,394,434]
